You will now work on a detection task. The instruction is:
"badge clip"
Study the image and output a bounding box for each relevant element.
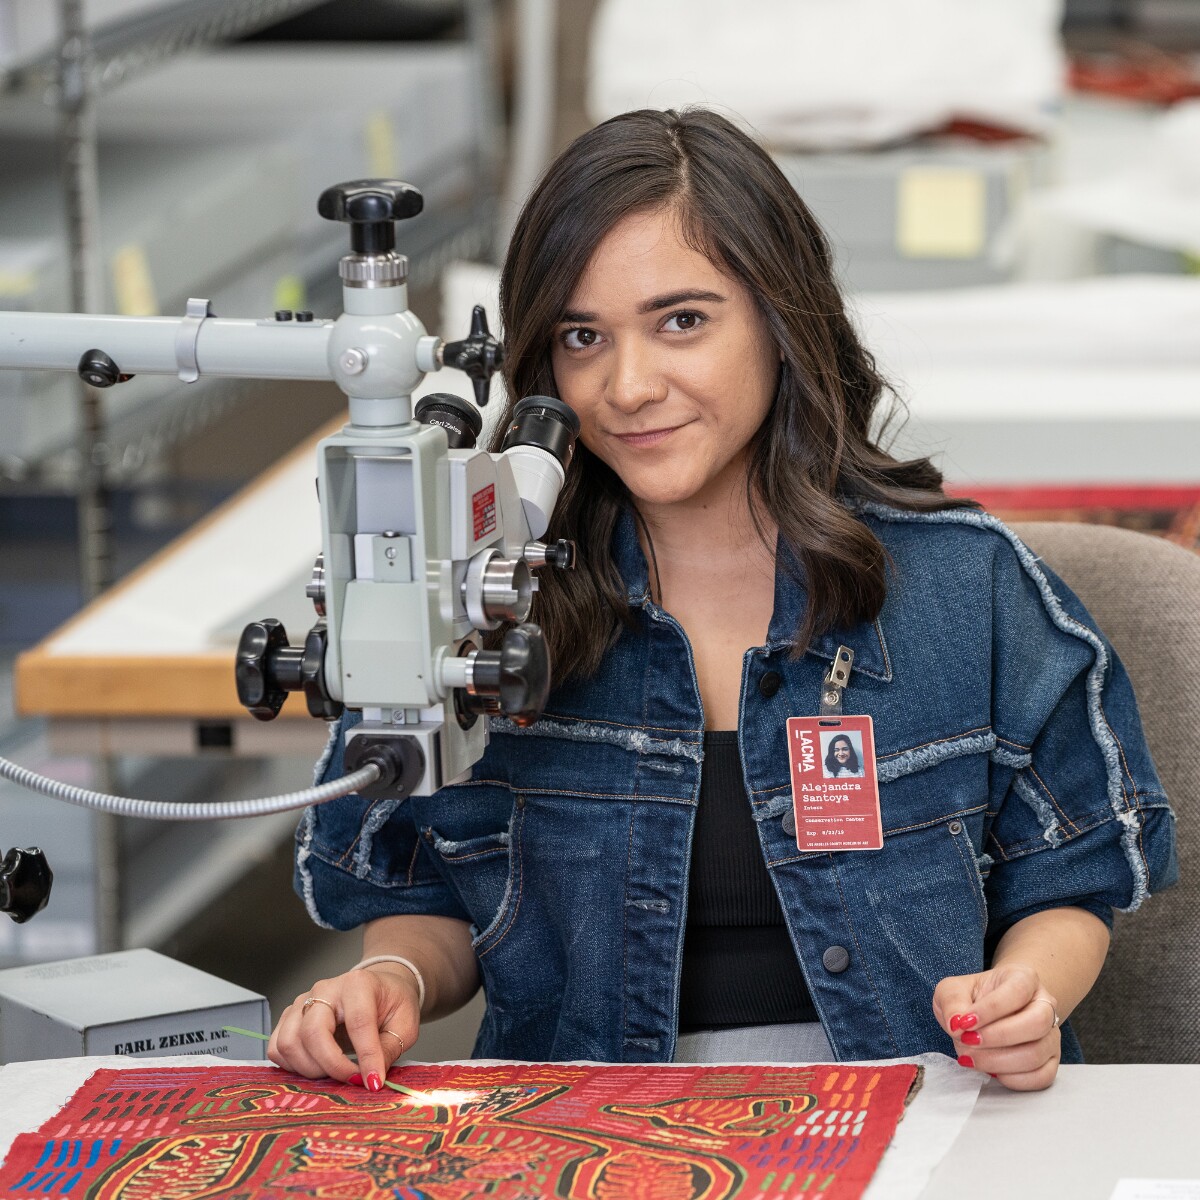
[820,645,855,716]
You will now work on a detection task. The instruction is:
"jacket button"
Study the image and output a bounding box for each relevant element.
[758,670,782,698]
[822,946,850,973]
[782,810,796,836]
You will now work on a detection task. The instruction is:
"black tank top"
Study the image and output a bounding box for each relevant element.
[678,730,817,1031]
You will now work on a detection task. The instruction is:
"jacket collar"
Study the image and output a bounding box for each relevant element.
[762,537,892,681]
[613,508,893,684]
[616,508,652,605]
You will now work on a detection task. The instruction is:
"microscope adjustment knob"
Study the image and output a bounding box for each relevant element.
[77,349,134,388]
[235,618,292,721]
[317,180,424,255]
[468,623,550,728]
[498,623,550,726]
[442,306,504,408]
[0,846,53,924]
[522,539,577,571]
[236,619,341,722]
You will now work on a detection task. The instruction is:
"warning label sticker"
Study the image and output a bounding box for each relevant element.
[472,483,497,541]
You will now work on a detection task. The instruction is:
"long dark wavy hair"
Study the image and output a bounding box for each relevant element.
[497,107,973,682]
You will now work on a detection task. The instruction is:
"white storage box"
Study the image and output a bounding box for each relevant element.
[775,141,1044,293]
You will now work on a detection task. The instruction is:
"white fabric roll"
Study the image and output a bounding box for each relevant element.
[588,0,1065,150]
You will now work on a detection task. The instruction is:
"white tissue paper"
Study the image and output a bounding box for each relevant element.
[1030,99,1200,256]
[588,0,1065,150]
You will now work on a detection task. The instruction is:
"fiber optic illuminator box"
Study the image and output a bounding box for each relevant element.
[0,949,269,1063]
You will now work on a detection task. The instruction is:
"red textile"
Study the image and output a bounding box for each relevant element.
[946,484,1200,551]
[0,1061,917,1199]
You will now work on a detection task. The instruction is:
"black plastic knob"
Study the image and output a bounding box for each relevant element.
[236,619,292,720]
[471,623,550,728]
[0,847,53,924]
[235,618,341,721]
[546,539,577,570]
[78,349,133,388]
[443,306,504,408]
[317,180,424,255]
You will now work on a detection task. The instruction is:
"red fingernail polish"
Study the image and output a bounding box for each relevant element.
[961,1012,979,1030]
[347,1073,363,1086]
[949,1014,963,1032]
[989,1073,998,1079]
[957,1055,975,1069]
[367,1073,383,1092]
[961,1030,981,1046]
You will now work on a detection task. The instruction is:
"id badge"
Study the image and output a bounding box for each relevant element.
[786,715,883,852]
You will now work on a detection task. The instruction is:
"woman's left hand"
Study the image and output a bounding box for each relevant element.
[933,963,1061,1091]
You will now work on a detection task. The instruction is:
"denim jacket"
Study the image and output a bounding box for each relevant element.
[296,503,1178,1064]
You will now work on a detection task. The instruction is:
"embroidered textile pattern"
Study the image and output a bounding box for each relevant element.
[0,1062,917,1199]
[960,484,1200,551]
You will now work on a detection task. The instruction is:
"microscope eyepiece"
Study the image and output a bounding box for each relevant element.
[502,395,581,468]
[416,392,484,449]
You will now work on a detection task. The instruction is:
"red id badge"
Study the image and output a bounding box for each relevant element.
[786,715,883,852]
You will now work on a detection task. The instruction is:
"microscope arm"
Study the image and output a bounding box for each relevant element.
[0,179,576,824]
[0,310,335,381]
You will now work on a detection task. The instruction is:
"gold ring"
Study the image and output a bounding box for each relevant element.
[380,1027,406,1054]
[302,996,337,1016]
[1033,997,1060,1028]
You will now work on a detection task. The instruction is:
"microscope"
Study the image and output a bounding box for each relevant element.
[0,180,580,829]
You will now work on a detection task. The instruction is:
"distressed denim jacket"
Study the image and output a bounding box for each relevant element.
[297,503,1178,1064]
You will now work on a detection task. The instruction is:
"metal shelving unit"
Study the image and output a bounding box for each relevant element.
[0,0,331,959]
[3,0,328,599]
[4,0,329,94]
[0,0,502,957]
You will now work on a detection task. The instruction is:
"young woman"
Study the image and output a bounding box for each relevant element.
[271,108,1176,1092]
[824,735,864,779]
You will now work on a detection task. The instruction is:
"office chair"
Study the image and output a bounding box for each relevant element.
[1013,521,1200,1064]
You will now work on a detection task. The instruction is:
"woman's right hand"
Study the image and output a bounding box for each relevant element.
[268,963,422,1090]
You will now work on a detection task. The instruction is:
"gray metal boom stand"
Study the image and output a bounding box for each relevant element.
[0,179,581,804]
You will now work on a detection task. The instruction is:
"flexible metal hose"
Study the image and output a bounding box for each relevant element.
[0,755,380,821]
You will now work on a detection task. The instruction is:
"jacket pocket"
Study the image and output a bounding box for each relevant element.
[423,823,513,942]
[852,816,990,985]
